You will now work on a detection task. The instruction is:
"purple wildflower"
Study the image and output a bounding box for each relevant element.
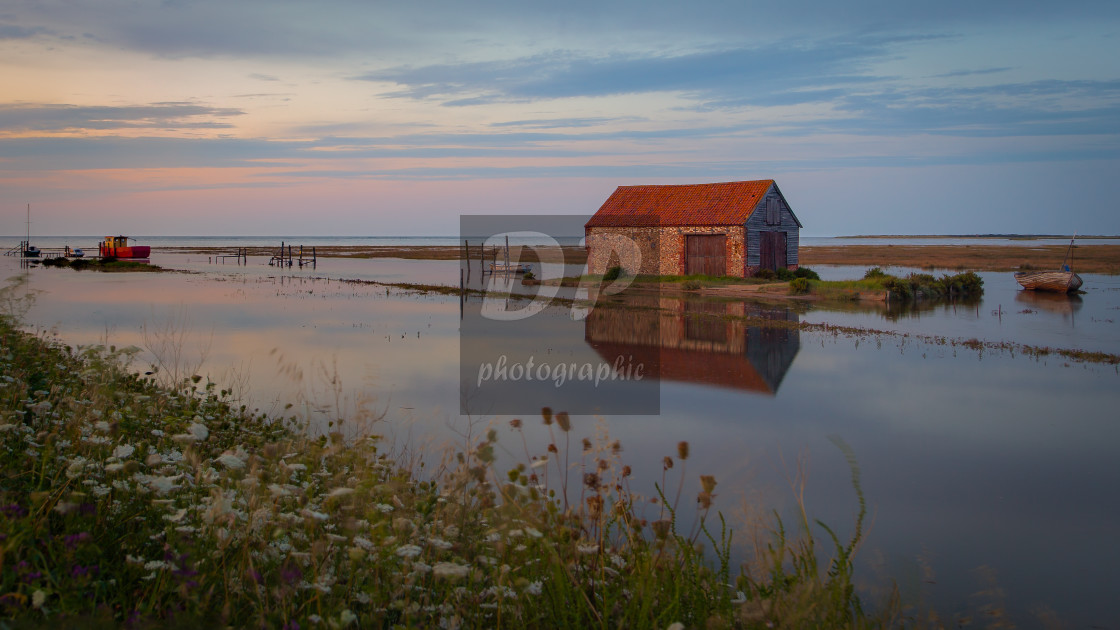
[0,503,28,518]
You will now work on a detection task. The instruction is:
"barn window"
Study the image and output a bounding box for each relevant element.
[765,197,780,225]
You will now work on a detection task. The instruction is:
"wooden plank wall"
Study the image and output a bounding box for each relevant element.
[745,189,799,268]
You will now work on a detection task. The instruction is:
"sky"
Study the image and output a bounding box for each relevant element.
[1,0,1119,237]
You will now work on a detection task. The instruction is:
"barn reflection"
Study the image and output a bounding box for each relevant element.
[584,298,800,395]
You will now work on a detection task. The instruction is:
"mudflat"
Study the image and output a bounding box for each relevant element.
[798,244,1120,273]
[157,243,1120,273]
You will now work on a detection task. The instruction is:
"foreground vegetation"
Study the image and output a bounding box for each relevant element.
[0,310,904,628]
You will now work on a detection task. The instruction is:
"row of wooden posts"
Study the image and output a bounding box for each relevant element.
[207,243,317,268]
[460,238,510,291]
[270,242,317,268]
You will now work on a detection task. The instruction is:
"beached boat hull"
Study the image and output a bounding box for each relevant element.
[489,263,532,274]
[1014,270,1082,292]
[99,244,151,259]
[99,235,150,259]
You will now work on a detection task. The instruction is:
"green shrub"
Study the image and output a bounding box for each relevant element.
[755,268,776,281]
[789,278,811,294]
[775,268,795,281]
[794,267,821,280]
[682,279,703,291]
[603,266,623,282]
[863,267,888,280]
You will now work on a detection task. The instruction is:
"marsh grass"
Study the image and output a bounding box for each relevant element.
[0,305,910,628]
[39,258,164,273]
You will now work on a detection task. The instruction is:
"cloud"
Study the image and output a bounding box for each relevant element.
[0,103,245,133]
[354,35,914,105]
[0,22,49,39]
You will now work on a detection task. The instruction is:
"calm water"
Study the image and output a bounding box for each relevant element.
[3,250,1119,626]
[6,234,1120,252]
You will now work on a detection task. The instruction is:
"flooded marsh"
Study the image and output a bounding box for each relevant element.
[4,248,1119,626]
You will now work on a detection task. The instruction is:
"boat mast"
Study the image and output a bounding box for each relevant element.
[1060,232,1076,271]
[26,203,30,247]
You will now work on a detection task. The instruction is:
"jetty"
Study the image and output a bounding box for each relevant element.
[269,242,317,268]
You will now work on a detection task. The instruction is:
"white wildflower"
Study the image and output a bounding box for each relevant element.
[150,429,164,437]
[432,562,470,580]
[396,544,423,559]
[374,503,394,513]
[65,457,88,478]
[577,544,599,555]
[268,484,290,497]
[327,487,354,498]
[302,509,329,521]
[188,423,208,441]
[530,457,549,468]
[145,453,162,466]
[667,624,685,630]
[428,537,452,550]
[286,462,307,472]
[339,609,357,626]
[524,527,543,538]
[29,400,52,414]
[216,453,245,469]
[94,420,110,432]
[32,590,46,608]
[112,444,135,459]
[308,614,322,624]
[104,463,125,473]
[144,560,171,571]
[147,475,181,495]
[0,424,16,433]
[524,580,543,596]
[165,508,189,523]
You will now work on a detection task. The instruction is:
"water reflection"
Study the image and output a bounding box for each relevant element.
[1014,290,1083,319]
[585,298,800,394]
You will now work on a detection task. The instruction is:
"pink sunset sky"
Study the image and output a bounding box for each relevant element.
[2,0,1119,236]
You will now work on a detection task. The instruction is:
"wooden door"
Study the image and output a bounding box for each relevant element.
[759,231,787,271]
[685,235,726,276]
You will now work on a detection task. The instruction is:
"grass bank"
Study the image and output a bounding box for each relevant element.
[37,257,165,273]
[0,311,899,628]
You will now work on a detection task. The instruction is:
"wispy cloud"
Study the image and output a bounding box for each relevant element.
[0,21,49,39]
[354,35,917,106]
[0,103,245,133]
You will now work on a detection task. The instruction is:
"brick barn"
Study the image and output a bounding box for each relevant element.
[585,180,802,277]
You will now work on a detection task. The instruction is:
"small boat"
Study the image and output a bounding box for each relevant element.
[489,262,532,274]
[1013,234,1082,293]
[1014,270,1082,292]
[22,243,40,258]
[99,235,151,259]
[70,248,84,258]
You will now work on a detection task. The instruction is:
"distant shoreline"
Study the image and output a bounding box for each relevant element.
[836,234,1120,240]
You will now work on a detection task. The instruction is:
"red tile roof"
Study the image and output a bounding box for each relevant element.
[585,180,774,228]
